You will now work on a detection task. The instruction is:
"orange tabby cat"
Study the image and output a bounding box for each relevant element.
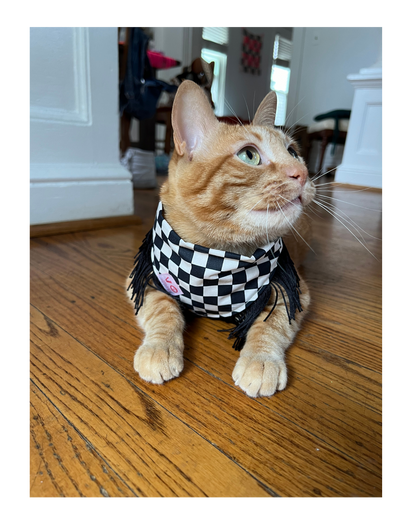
[126,80,315,398]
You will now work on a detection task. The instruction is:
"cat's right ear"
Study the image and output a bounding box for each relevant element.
[252,91,277,127]
[172,80,218,160]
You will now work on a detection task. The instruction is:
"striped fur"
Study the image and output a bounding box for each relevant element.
[127,81,315,397]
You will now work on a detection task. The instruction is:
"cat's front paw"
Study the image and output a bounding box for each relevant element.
[134,342,184,384]
[232,354,287,397]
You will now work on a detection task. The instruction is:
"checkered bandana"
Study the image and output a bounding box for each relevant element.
[128,201,302,350]
[151,202,283,318]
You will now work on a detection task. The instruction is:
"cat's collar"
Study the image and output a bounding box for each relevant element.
[128,201,303,351]
[151,201,283,318]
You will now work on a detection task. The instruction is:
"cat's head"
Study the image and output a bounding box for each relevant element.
[161,80,316,252]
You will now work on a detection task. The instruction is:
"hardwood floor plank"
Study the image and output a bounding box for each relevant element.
[30,382,134,497]
[181,320,381,472]
[30,305,271,498]
[29,273,381,496]
[296,321,381,373]
[30,214,142,238]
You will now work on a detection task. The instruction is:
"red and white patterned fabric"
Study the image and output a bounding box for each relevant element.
[241,29,263,75]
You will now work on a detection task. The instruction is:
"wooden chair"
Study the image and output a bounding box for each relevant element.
[304,128,348,174]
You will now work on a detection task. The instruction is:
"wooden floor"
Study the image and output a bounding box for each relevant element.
[30,178,382,497]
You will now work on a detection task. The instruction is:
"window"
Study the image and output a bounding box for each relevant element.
[202,27,229,46]
[201,49,227,116]
[201,27,228,116]
[270,34,292,126]
[270,65,291,126]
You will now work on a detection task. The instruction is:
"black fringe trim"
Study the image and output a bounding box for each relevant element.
[127,232,302,351]
[127,228,165,314]
[218,242,303,351]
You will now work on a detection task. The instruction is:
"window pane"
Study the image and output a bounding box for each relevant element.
[202,27,229,46]
[270,65,291,94]
[201,48,227,116]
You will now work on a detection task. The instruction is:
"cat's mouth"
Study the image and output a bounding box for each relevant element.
[277,195,302,212]
[243,193,304,239]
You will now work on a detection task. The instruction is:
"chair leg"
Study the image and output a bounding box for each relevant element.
[304,137,313,167]
[318,133,329,175]
[120,112,131,154]
[164,120,172,155]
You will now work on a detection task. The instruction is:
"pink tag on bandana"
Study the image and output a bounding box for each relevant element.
[156,273,183,296]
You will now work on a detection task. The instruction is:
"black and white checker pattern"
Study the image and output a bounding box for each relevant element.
[151,202,283,319]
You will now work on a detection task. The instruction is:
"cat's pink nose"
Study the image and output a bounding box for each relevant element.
[285,165,307,186]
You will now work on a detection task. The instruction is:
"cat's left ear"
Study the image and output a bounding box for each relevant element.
[252,91,277,127]
[172,80,219,160]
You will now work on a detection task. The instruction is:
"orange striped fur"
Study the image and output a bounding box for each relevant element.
[126,81,315,397]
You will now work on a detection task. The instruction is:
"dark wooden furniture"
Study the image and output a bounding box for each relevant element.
[304,128,348,174]
[155,106,174,155]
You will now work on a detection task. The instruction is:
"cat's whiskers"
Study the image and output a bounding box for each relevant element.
[224,98,253,140]
[283,110,314,137]
[316,193,382,214]
[304,203,323,219]
[277,201,298,243]
[314,196,381,243]
[284,94,307,130]
[278,194,312,219]
[243,94,251,123]
[314,180,363,188]
[315,184,374,196]
[312,199,378,260]
[265,204,271,247]
[224,98,242,125]
[311,165,339,182]
[310,160,340,182]
[246,198,264,215]
[284,126,306,140]
[277,202,316,253]
[314,198,367,245]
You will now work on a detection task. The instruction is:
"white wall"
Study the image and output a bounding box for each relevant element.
[223,27,274,120]
[287,27,382,128]
[30,27,133,225]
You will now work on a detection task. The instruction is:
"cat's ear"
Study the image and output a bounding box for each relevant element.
[252,91,277,127]
[172,80,218,159]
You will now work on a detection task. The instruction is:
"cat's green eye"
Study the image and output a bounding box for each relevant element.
[237,146,261,166]
[288,146,299,160]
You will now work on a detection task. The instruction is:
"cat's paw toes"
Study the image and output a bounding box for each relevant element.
[134,343,184,384]
[232,355,287,397]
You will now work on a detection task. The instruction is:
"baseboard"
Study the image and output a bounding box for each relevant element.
[30,163,132,183]
[31,213,142,238]
[329,182,382,193]
[30,160,135,225]
[30,179,134,225]
[334,164,382,188]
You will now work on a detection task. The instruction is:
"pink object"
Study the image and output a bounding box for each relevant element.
[147,51,179,70]
[156,273,183,296]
